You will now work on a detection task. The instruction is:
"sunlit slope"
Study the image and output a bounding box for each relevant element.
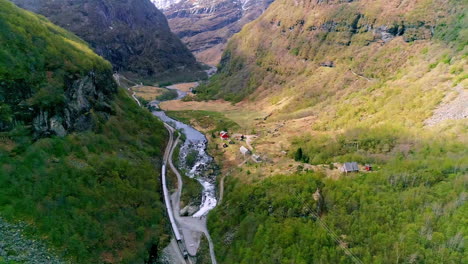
[0,1,169,262]
[197,0,467,129]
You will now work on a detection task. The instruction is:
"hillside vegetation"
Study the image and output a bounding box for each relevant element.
[196,0,466,129]
[209,126,467,263]
[0,1,169,262]
[0,0,116,137]
[198,0,468,263]
[210,143,466,263]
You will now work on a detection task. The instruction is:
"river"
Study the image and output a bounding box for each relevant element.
[150,85,218,218]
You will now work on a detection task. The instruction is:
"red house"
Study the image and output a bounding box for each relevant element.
[220,131,229,140]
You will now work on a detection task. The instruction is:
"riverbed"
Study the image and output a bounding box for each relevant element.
[150,87,218,218]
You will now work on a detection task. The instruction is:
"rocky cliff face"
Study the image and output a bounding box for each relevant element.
[1,68,115,137]
[12,0,206,83]
[152,0,274,65]
[32,71,117,137]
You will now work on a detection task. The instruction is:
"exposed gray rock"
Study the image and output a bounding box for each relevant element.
[180,205,200,216]
[425,85,468,126]
[31,70,116,137]
[0,216,66,264]
[49,116,66,137]
[374,26,396,43]
[154,0,274,65]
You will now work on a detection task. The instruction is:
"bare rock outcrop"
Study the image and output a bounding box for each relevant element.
[425,85,468,126]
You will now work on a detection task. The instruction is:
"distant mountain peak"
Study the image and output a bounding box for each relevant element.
[153,0,274,65]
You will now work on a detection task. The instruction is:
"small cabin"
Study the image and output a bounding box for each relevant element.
[220,131,230,140]
[240,146,251,155]
[342,162,359,173]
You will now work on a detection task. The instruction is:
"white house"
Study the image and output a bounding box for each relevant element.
[240,146,251,155]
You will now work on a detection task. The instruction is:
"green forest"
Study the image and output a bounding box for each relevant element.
[0,90,170,263]
[209,129,467,263]
[0,1,170,262]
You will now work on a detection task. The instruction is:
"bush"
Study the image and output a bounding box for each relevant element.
[156,89,178,101]
[186,150,198,168]
[292,126,400,165]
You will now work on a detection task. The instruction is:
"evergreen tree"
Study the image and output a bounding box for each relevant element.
[294,147,303,161]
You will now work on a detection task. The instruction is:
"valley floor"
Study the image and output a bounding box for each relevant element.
[161,94,341,183]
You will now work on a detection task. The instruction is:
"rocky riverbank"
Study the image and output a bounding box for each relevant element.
[0,217,64,264]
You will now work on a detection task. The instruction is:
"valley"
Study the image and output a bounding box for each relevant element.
[0,0,466,263]
[157,84,467,263]
[154,1,467,262]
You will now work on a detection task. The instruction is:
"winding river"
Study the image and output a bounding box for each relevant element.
[150,86,218,218]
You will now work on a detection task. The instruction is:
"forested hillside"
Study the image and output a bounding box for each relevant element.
[0,1,169,262]
[209,127,467,263]
[199,0,467,263]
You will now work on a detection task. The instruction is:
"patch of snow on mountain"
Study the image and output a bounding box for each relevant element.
[151,0,183,10]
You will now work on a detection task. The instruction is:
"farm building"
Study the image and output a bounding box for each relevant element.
[220,131,230,140]
[240,146,251,155]
[342,162,359,173]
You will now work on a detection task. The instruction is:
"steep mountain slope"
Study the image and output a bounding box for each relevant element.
[0,1,169,262]
[197,0,466,128]
[1,0,116,137]
[190,0,468,263]
[152,0,273,65]
[12,0,206,83]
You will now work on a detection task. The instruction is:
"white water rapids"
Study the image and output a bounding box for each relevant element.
[150,86,217,217]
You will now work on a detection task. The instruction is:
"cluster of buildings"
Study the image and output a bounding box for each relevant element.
[220,131,372,172]
[219,131,262,163]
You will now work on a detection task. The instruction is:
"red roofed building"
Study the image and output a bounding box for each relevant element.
[220,131,229,140]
